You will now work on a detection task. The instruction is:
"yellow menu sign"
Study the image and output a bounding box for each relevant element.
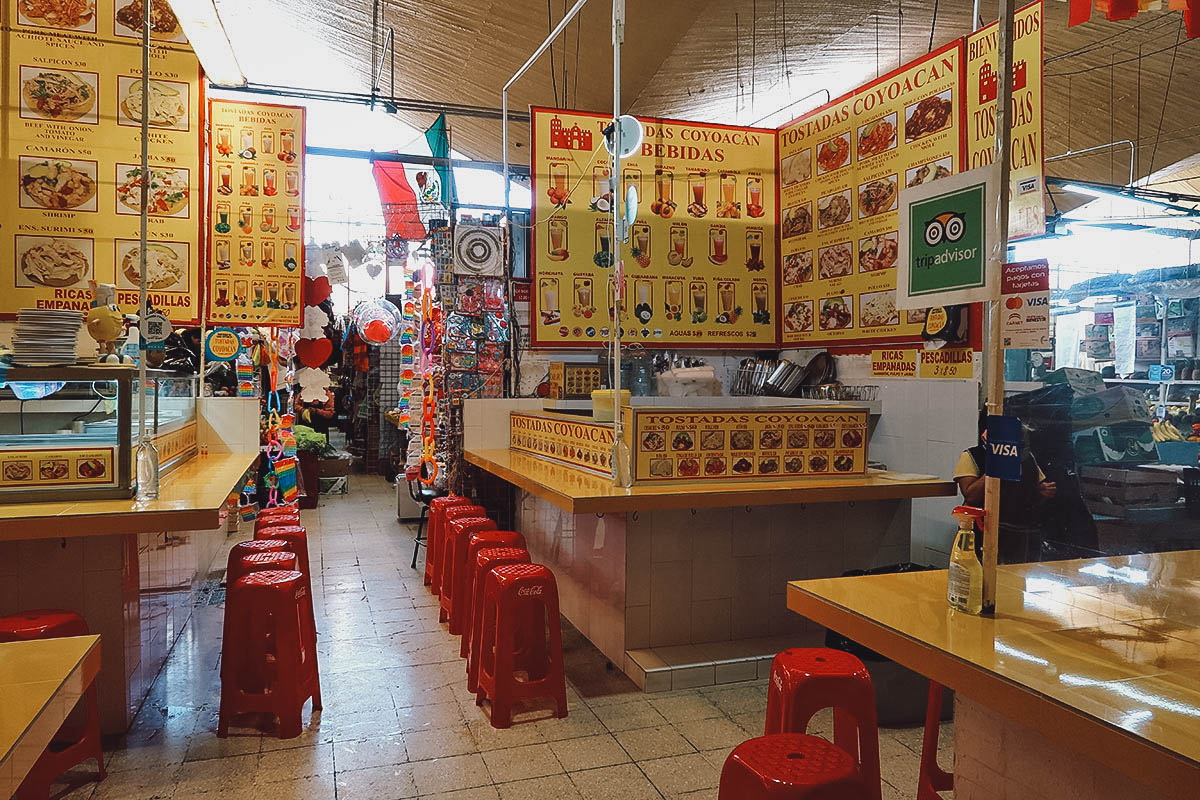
[965,1,1045,240]
[627,407,868,482]
[206,100,305,326]
[530,108,778,348]
[777,42,962,347]
[510,411,613,474]
[1,446,115,488]
[871,348,919,378]
[1,1,203,323]
[920,346,975,379]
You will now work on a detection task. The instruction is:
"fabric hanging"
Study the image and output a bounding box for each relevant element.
[372,159,427,241]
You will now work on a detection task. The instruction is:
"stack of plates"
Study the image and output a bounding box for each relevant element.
[10,308,85,365]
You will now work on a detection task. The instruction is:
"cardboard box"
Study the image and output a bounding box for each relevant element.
[1043,367,1105,395]
[1069,386,1151,430]
[319,455,353,477]
[1072,422,1156,465]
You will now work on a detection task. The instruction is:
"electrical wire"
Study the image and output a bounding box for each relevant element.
[1045,14,1176,64]
[1148,17,1184,180]
[1047,36,1197,78]
[509,140,606,231]
[547,0,558,106]
[928,0,938,53]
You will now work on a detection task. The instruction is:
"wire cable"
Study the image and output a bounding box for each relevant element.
[1148,17,1184,180]
[1047,36,1197,78]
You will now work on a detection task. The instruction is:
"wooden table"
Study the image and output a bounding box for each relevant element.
[0,451,259,540]
[787,551,1200,799]
[465,447,955,513]
[0,636,101,797]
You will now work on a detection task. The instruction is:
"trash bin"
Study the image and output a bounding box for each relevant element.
[823,562,954,726]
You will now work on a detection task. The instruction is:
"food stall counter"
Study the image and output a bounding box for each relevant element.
[0,635,101,797]
[787,551,1200,799]
[465,447,954,513]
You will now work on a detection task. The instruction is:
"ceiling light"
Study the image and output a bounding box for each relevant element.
[168,0,246,87]
[1060,183,1109,199]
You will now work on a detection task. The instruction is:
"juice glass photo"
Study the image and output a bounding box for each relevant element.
[215,280,229,306]
[721,173,737,205]
[575,277,594,312]
[747,230,763,266]
[592,166,611,198]
[596,222,611,254]
[285,169,299,197]
[215,239,230,268]
[710,226,727,264]
[655,170,673,203]
[689,173,706,206]
[238,204,252,233]
[280,130,295,156]
[284,281,296,307]
[718,282,735,315]
[634,280,652,315]
[215,202,230,229]
[666,280,683,317]
[267,282,279,305]
[283,242,297,269]
[234,280,247,305]
[262,240,276,268]
[287,206,301,231]
[622,167,641,197]
[261,204,277,231]
[216,127,232,153]
[264,167,277,195]
[550,163,568,194]
[252,281,264,306]
[752,282,769,313]
[539,278,560,323]
[241,166,256,195]
[239,128,254,153]
[633,224,650,258]
[747,176,763,208]
[607,276,627,318]
[217,164,232,194]
[239,240,253,266]
[548,218,567,260]
[690,281,707,318]
[261,131,275,154]
[670,224,687,261]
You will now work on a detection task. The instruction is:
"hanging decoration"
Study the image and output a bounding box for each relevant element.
[453,226,505,276]
[303,274,333,306]
[296,337,334,368]
[373,160,428,242]
[351,298,404,345]
[1069,0,1198,36]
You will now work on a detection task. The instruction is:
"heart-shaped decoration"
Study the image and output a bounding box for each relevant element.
[304,275,332,306]
[295,337,333,368]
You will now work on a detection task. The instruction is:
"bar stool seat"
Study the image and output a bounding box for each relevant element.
[459,531,528,658]
[719,734,869,799]
[433,504,487,597]
[425,496,473,589]
[226,539,291,587]
[440,516,498,632]
[466,546,532,690]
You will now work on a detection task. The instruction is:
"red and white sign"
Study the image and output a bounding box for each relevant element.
[1000,259,1050,349]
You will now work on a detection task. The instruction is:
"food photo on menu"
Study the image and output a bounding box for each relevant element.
[19,67,99,124]
[817,190,852,230]
[780,149,812,186]
[856,112,898,158]
[16,0,97,32]
[859,290,900,328]
[819,295,854,331]
[783,300,815,334]
[817,241,853,280]
[15,235,93,289]
[116,164,190,217]
[114,0,186,42]
[19,157,99,212]
[117,77,189,130]
[783,250,813,285]
[904,89,954,141]
[906,156,953,187]
[857,175,898,218]
[116,240,187,291]
[858,232,898,273]
[781,202,812,239]
[816,133,850,173]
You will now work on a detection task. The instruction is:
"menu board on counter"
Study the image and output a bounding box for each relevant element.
[625,407,868,483]
[1,446,116,489]
[777,42,962,347]
[965,1,1045,240]
[530,108,778,349]
[510,411,614,474]
[205,100,305,326]
[0,0,204,323]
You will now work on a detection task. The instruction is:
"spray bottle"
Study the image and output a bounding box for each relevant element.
[948,505,985,615]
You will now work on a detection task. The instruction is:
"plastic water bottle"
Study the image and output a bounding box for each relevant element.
[136,439,160,500]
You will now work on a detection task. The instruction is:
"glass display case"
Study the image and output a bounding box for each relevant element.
[0,366,198,503]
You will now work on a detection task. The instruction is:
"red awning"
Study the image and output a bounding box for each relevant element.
[372,160,427,241]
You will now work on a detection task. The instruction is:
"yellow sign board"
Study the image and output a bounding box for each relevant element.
[530,108,779,348]
[965,1,1045,240]
[871,349,919,378]
[919,346,975,379]
[777,42,962,347]
[1,0,203,322]
[0,447,116,488]
[206,100,306,326]
[510,412,614,473]
[627,407,868,482]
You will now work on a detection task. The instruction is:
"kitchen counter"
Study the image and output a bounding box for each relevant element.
[787,551,1200,799]
[0,635,101,797]
[0,451,259,540]
[464,447,955,514]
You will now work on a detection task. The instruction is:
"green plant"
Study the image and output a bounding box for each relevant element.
[293,424,335,456]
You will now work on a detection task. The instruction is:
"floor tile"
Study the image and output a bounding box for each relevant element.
[567,763,663,800]
[480,742,563,782]
[638,752,721,796]
[548,733,631,772]
[677,716,747,751]
[593,699,670,732]
[495,773,583,800]
[614,725,697,761]
[408,753,492,795]
[405,725,476,762]
[333,763,418,799]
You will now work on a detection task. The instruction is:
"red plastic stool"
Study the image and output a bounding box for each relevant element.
[765,648,881,800]
[474,563,568,728]
[225,539,291,587]
[257,505,299,520]
[242,550,297,575]
[249,525,318,673]
[433,504,486,597]
[466,547,532,692]
[459,531,528,658]
[255,510,299,534]
[425,496,472,589]
[440,516,498,632]
[917,681,953,799]
[719,734,869,799]
[0,610,106,799]
[218,570,321,738]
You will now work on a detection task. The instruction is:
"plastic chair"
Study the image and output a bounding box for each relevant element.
[719,733,869,799]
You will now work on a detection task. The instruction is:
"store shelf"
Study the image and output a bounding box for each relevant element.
[542,395,884,416]
[1104,379,1200,386]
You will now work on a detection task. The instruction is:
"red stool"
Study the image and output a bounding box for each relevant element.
[255,510,300,535]
[250,525,318,676]
[433,504,486,597]
[474,563,567,728]
[917,681,953,799]
[0,610,106,799]
[459,531,528,658]
[719,734,869,799]
[218,570,321,738]
[242,550,297,575]
[439,516,498,632]
[257,505,299,519]
[765,648,881,800]
[225,539,291,587]
[425,496,472,589]
[466,546,531,692]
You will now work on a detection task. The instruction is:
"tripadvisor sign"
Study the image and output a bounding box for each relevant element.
[897,164,1000,309]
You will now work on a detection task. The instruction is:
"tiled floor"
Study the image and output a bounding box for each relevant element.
[52,476,953,799]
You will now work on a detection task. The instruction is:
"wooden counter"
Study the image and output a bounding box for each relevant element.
[0,452,258,541]
[787,551,1200,799]
[465,447,955,513]
[0,635,101,797]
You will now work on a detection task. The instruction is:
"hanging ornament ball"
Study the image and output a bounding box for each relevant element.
[353,298,403,345]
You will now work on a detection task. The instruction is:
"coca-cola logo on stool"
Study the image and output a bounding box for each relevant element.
[518,585,544,597]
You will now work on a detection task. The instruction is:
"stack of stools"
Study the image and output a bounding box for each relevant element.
[726,647,881,800]
[0,610,106,799]
[217,511,322,738]
[416,497,566,729]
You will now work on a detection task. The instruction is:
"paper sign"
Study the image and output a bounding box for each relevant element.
[1000,259,1050,349]
[985,414,1022,482]
[919,346,975,379]
[205,328,242,361]
[871,349,919,378]
[1148,364,1175,382]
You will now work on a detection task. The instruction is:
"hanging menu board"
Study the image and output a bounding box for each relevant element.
[205,100,305,327]
[530,108,779,349]
[965,0,1045,240]
[0,0,203,323]
[777,42,963,347]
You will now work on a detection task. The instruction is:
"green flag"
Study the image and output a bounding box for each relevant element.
[424,113,457,207]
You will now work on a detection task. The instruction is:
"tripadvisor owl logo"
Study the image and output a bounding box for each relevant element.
[907,182,987,296]
[923,212,965,246]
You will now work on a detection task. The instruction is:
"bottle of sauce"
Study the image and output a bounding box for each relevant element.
[948,505,985,615]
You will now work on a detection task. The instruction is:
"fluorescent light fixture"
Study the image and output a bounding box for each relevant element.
[1060,182,1108,199]
[168,0,246,87]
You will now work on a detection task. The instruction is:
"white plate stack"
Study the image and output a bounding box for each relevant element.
[11,308,85,365]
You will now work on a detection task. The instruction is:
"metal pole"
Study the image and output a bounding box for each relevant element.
[137,0,151,446]
[982,0,1017,614]
[610,0,626,486]
[972,0,980,30]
